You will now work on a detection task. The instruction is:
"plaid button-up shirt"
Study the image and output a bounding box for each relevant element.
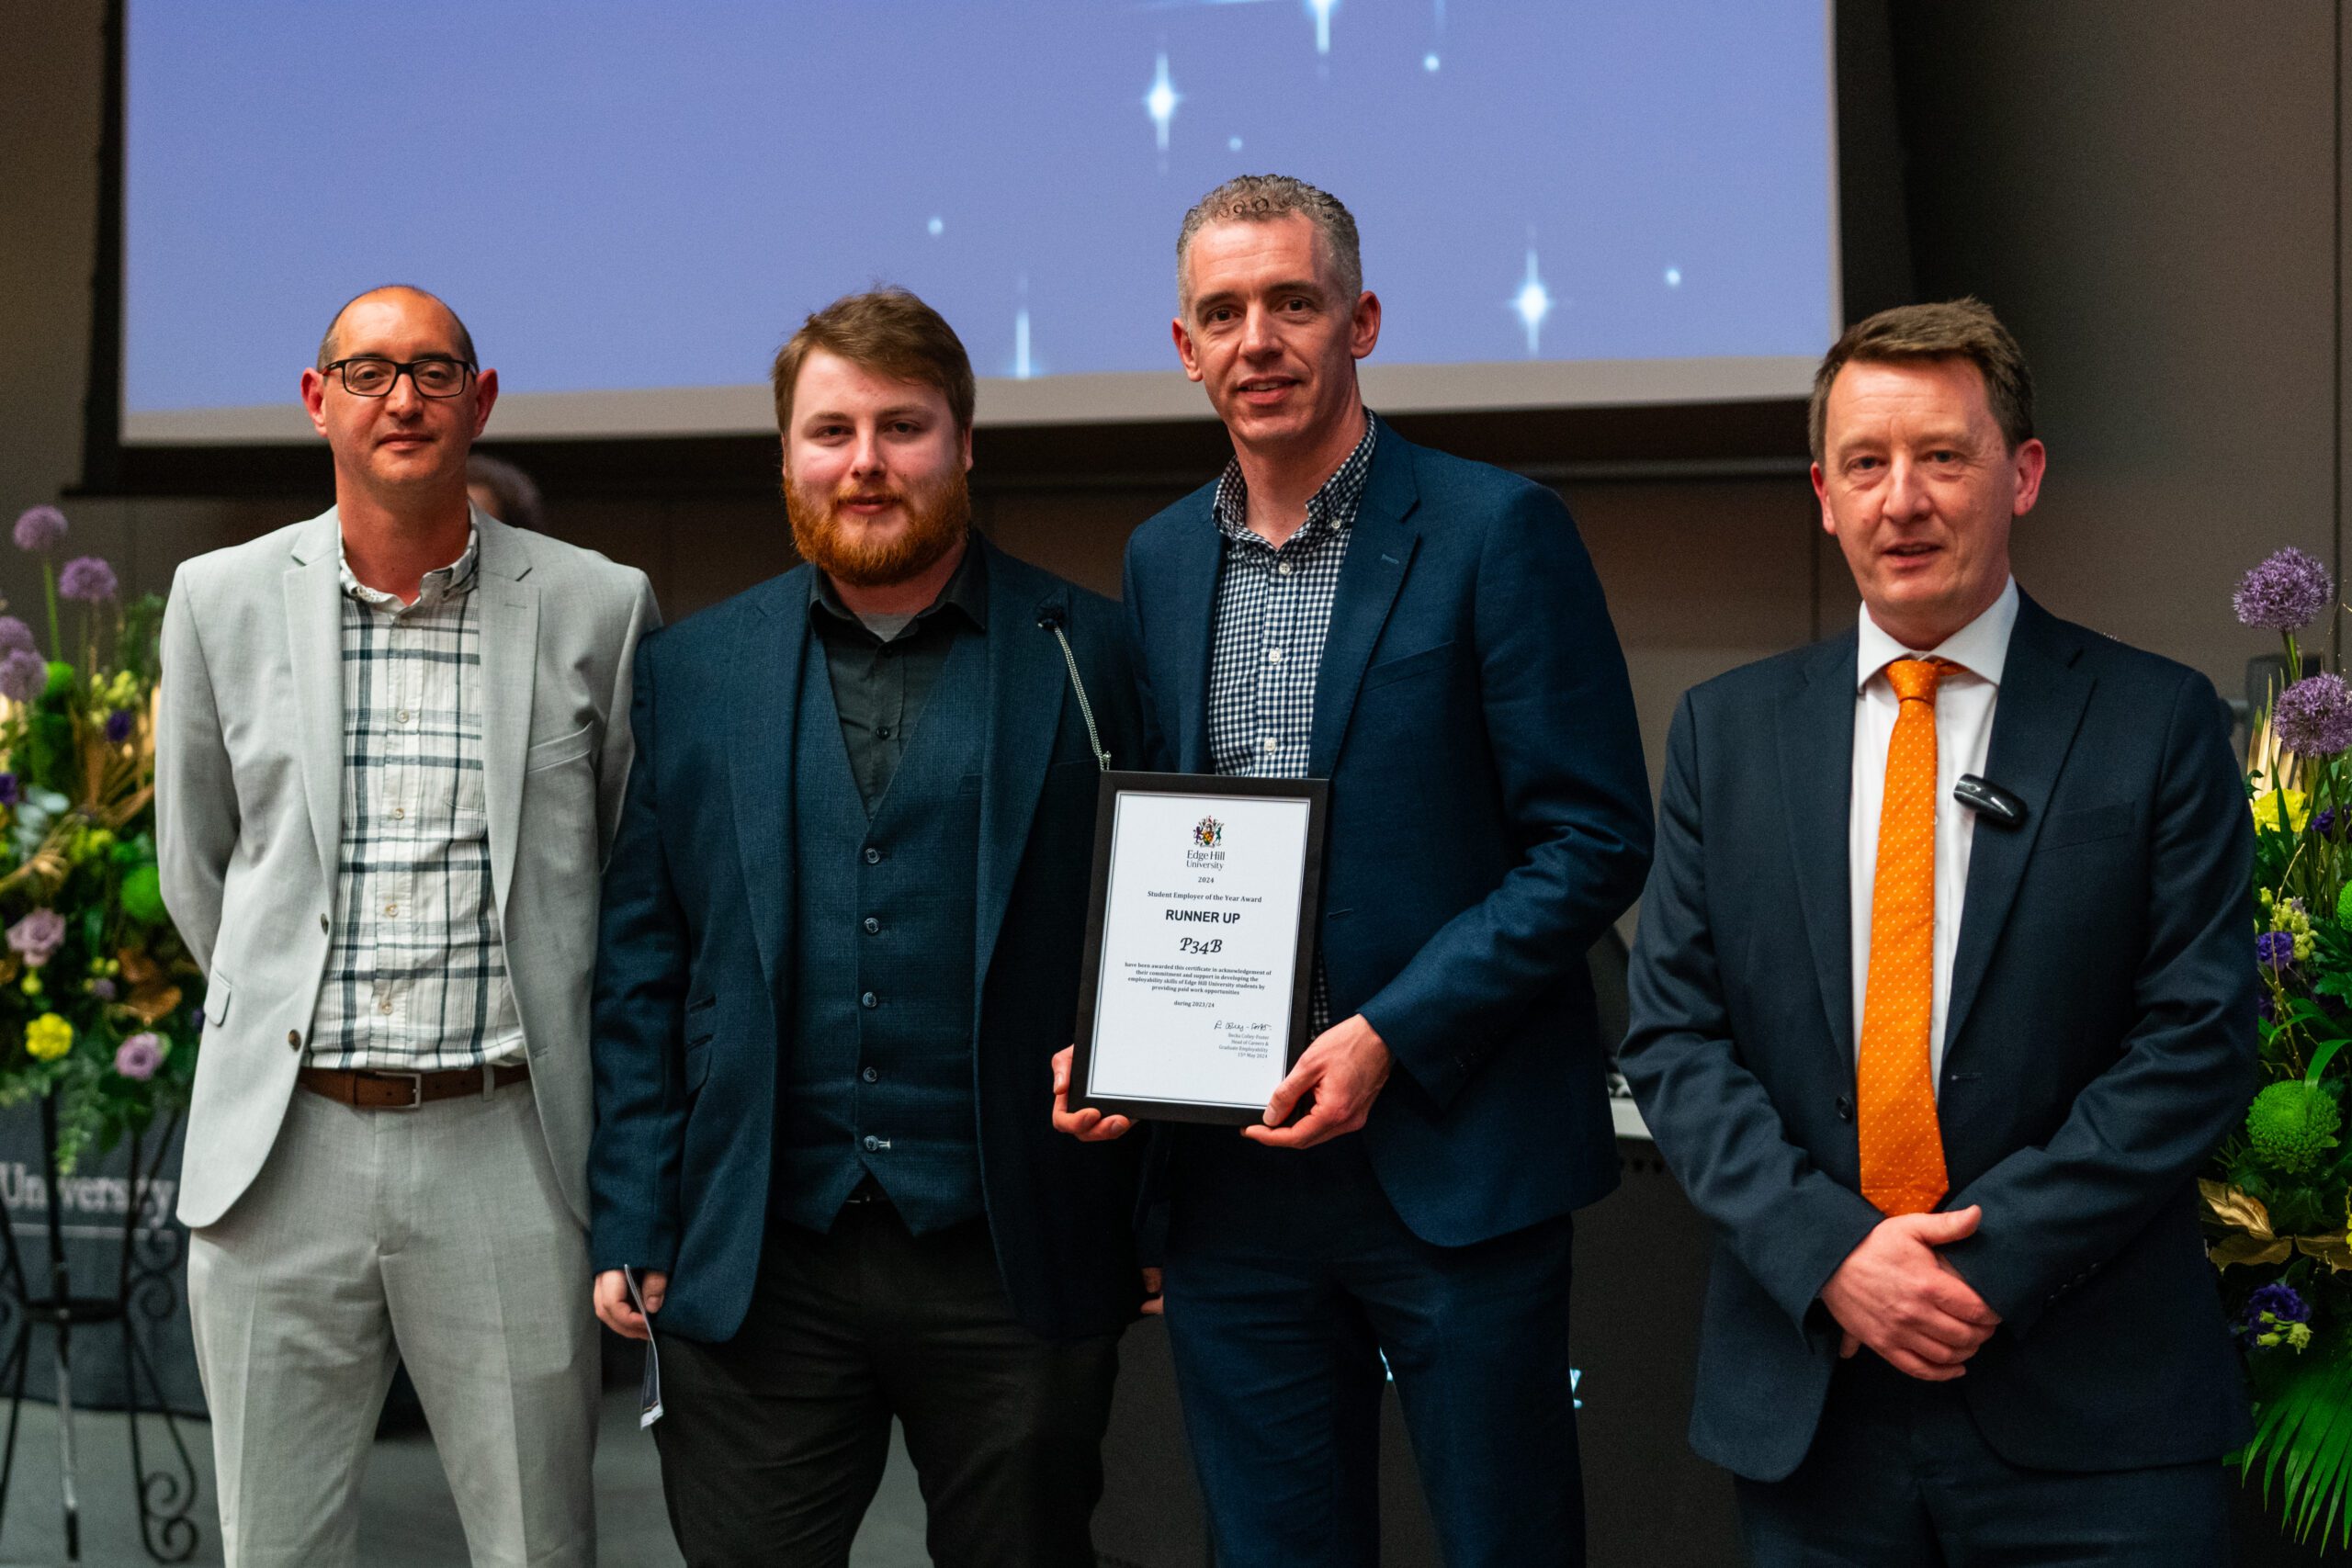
[308,530,524,1071]
[1204,410,1379,1030]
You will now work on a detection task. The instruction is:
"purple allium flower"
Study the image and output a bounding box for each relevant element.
[2237,547,2338,632]
[0,618,35,656]
[2274,673,2352,757]
[0,650,46,705]
[112,1033,162,1082]
[6,909,65,969]
[103,708,131,744]
[2259,931,2298,972]
[90,978,115,1001]
[2318,808,2338,838]
[10,507,66,554]
[55,557,116,604]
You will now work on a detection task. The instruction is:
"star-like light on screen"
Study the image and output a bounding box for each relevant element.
[1305,0,1337,55]
[1145,52,1182,163]
[1511,239,1553,358]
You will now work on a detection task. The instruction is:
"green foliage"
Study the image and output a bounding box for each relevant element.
[2244,1330,2352,1551]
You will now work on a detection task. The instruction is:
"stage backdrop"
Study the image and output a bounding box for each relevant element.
[121,0,1838,439]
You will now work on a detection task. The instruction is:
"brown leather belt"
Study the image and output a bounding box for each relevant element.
[297,1061,530,1111]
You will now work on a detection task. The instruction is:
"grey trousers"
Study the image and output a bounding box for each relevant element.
[187,1077,599,1567]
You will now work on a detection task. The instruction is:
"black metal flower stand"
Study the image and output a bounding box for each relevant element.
[0,1096,198,1562]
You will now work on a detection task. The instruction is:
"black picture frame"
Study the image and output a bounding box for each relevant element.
[1068,771,1330,1124]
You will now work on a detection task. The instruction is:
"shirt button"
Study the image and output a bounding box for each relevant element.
[862,1134,882,1153]
[383,903,399,918]
[861,991,878,1010]
[396,709,413,725]
[287,1030,302,1051]
[863,917,881,935]
[378,996,394,1014]
[319,914,329,934]
[864,847,883,864]
[876,726,893,740]
[861,1066,880,1084]
[1835,1095,1855,1122]
[1267,648,1285,663]
[390,807,404,820]
[1261,736,1278,752]
[1276,562,1295,577]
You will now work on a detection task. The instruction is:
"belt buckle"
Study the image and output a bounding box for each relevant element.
[378,1070,424,1111]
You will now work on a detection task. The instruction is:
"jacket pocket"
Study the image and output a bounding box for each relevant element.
[2041,802,2135,851]
[1362,640,1456,693]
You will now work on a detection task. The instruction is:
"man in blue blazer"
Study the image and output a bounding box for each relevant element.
[1057,176,1653,1567]
[1621,300,2254,1562]
[590,289,1145,1567]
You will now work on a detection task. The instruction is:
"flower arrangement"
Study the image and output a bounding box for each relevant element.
[0,505,200,1171]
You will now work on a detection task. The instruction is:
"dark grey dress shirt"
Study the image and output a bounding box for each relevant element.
[808,536,989,811]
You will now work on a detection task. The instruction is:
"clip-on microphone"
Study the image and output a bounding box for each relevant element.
[1953,773,2027,829]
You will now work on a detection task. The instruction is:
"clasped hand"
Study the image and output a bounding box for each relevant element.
[1819,1205,2002,1381]
[593,1268,666,1341]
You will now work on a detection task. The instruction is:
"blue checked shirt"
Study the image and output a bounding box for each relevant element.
[309,530,524,1071]
[1204,410,1378,1030]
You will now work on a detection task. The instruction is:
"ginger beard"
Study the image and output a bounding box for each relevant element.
[784,464,972,588]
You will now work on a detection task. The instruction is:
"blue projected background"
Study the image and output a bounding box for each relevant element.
[125,1,1833,430]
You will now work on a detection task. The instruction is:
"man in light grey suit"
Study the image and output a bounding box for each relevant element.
[156,285,658,1568]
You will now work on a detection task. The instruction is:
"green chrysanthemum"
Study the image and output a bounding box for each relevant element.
[2249,1079,2345,1174]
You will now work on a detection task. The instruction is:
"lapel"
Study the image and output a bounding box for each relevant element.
[730,571,809,1007]
[974,541,1070,988]
[1941,594,2093,1062]
[472,515,540,926]
[281,509,347,891]
[1165,502,1225,773]
[1307,436,1420,778]
[1778,631,1860,1073]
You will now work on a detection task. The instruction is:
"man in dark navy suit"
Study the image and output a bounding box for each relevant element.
[589,288,1145,1568]
[1056,175,1653,1567]
[1621,299,2254,1563]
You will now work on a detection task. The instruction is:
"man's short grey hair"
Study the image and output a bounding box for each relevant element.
[1176,175,1363,313]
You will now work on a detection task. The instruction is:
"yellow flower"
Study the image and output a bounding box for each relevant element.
[2255,787,2313,834]
[26,1014,73,1062]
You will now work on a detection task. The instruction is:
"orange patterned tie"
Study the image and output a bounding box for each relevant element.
[1857,656,1955,1217]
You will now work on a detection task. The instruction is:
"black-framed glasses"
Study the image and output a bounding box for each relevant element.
[322,356,477,399]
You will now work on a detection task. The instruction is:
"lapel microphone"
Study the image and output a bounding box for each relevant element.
[1954,773,2027,829]
[1036,604,1111,772]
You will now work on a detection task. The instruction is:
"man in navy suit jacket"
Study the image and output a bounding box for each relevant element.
[590,290,1146,1566]
[1622,300,2254,1562]
[1057,176,1652,1568]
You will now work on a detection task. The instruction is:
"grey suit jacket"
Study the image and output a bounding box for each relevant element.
[156,508,659,1230]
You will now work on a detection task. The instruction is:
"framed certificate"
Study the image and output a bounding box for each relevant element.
[1069,772,1329,1123]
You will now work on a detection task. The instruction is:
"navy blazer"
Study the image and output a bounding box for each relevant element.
[588,537,1148,1343]
[1621,592,2256,1481]
[1122,430,1654,1242]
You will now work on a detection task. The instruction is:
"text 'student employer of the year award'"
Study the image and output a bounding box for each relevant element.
[1069,772,1329,1122]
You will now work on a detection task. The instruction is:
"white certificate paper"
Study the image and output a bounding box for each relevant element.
[1080,785,1317,1113]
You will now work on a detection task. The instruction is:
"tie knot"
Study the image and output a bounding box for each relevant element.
[1886,657,1954,705]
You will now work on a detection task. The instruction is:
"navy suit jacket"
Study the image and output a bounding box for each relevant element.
[1122,429,1654,1241]
[1621,592,2256,1481]
[588,537,1148,1343]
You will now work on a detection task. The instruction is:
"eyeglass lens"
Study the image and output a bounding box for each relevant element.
[341,358,470,398]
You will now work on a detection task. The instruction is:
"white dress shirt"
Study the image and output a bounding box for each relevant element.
[1849,577,2019,1091]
